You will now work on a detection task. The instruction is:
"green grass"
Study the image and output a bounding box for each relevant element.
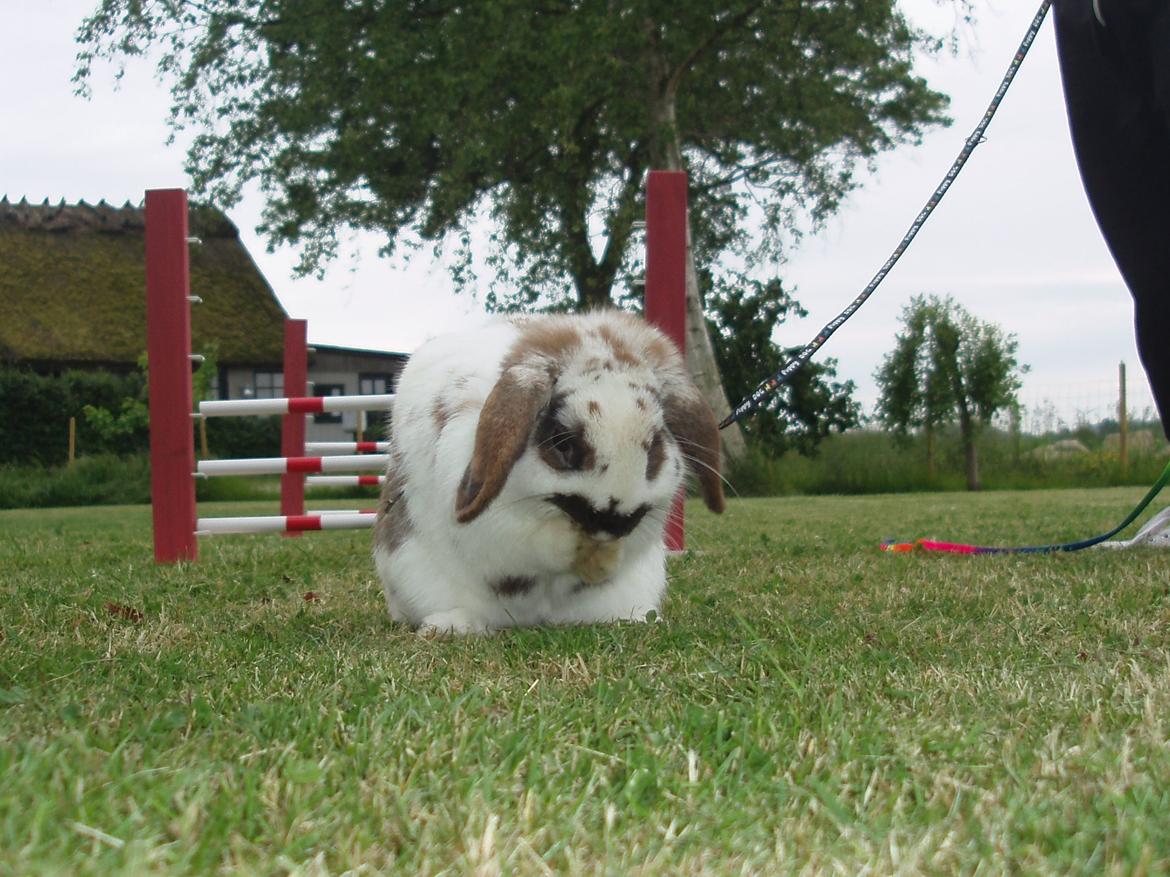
[2,490,1169,875]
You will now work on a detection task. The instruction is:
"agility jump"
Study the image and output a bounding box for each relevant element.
[146,171,690,563]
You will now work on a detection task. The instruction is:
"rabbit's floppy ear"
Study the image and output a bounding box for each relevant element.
[620,314,724,514]
[455,360,555,523]
[662,384,726,514]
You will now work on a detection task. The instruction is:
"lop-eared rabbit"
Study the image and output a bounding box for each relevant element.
[374,311,724,634]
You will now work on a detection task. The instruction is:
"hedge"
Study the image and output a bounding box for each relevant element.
[0,367,282,465]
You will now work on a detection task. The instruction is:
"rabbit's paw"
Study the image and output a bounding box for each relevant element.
[417,609,492,637]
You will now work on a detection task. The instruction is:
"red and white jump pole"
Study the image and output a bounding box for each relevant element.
[199,394,395,417]
[306,475,386,487]
[197,454,389,477]
[305,442,389,455]
[146,172,690,561]
[196,510,377,536]
[644,170,688,553]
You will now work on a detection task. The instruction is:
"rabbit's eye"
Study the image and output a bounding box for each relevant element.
[536,395,595,472]
[550,431,588,470]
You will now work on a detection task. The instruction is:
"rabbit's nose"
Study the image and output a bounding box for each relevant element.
[548,494,651,539]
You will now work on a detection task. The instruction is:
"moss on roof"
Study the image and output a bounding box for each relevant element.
[0,197,287,368]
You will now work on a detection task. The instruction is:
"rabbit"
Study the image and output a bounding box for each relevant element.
[372,309,725,634]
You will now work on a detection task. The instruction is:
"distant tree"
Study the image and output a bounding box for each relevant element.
[875,295,1024,490]
[76,0,953,458]
[707,277,860,456]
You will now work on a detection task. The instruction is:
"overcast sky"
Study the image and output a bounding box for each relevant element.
[2,0,1155,425]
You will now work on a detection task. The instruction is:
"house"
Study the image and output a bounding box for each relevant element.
[0,196,407,443]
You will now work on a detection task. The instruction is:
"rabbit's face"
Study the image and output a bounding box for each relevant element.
[527,365,682,543]
[454,313,724,553]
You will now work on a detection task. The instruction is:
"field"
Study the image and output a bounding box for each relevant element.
[2,489,1169,875]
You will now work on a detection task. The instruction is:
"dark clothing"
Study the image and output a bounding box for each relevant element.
[1054,0,1170,436]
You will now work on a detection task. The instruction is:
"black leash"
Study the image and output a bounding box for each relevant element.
[720,0,1054,430]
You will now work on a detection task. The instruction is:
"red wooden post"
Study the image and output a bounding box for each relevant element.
[146,189,198,563]
[644,170,688,553]
[280,318,309,532]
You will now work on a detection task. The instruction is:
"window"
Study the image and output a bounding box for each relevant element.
[254,370,283,399]
[313,383,346,424]
[359,372,395,396]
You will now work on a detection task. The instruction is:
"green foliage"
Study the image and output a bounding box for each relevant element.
[191,343,219,405]
[726,426,1169,497]
[82,354,150,447]
[875,294,1025,489]
[876,295,1024,436]
[0,454,151,509]
[76,1,950,312]
[707,276,859,456]
[202,416,283,461]
[0,353,281,468]
[0,366,147,464]
[80,349,231,455]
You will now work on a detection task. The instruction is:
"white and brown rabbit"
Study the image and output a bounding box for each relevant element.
[373,310,724,634]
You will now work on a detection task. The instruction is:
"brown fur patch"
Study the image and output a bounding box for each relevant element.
[572,535,622,584]
[644,430,666,481]
[374,457,412,555]
[593,323,641,367]
[431,398,452,432]
[456,360,557,522]
[503,320,582,371]
[642,334,680,371]
[663,389,725,514]
[433,397,478,433]
[587,400,601,417]
[491,575,536,597]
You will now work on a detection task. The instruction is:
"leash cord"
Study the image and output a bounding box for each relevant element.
[880,459,1170,554]
[720,0,1054,430]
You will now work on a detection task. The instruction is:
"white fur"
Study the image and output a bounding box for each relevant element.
[373,311,709,635]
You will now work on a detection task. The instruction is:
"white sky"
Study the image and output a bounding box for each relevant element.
[1,0,1155,425]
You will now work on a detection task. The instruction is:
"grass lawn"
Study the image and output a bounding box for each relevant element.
[2,488,1168,875]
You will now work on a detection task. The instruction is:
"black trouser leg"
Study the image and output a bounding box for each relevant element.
[1053,0,1170,436]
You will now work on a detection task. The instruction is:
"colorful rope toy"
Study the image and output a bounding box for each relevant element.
[881,460,1170,555]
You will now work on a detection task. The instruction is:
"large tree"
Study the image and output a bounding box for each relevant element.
[77,0,950,456]
[875,294,1024,490]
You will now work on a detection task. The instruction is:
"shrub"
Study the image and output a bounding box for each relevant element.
[0,454,151,509]
[202,416,283,460]
[0,367,147,465]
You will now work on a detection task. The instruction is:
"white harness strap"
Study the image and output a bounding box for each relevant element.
[1092,0,1106,27]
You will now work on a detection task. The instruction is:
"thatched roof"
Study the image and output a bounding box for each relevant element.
[0,196,287,370]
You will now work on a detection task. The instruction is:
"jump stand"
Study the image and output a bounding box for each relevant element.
[146,170,690,563]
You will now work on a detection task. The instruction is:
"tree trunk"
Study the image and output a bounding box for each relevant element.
[925,423,936,481]
[679,209,746,461]
[958,409,980,491]
[646,71,745,461]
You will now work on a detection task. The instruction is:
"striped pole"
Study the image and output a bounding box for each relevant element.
[197,454,388,478]
[196,510,377,536]
[306,475,385,487]
[645,170,687,553]
[199,394,395,418]
[305,441,389,455]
